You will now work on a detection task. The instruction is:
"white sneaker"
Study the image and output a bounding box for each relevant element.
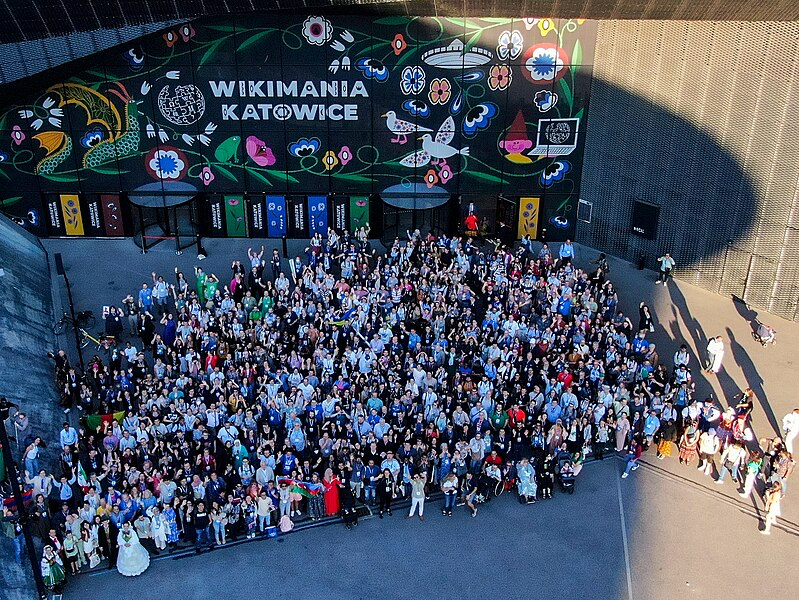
[290,511,295,517]
[295,510,301,516]
[715,480,724,485]
[621,473,628,479]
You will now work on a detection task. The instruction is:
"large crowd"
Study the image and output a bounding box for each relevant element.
[3,227,797,592]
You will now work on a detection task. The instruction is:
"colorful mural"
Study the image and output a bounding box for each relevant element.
[0,15,596,240]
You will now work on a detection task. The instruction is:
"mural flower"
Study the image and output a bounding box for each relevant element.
[402,99,430,118]
[11,125,25,145]
[163,31,178,47]
[522,43,569,83]
[41,97,63,128]
[534,89,558,111]
[540,160,571,186]
[428,78,451,104]
[302,16,332,46]
[449,91,464,115]
[80,127,105,149]
[323,150,339,171]
[550,215,569,229]
[123,47,145,71]
[438,161,453,184]
[246,135,276,166]
[355,58,389,82]
[179,24,196,43]
[0,150,8,162]
[522,18,539,30]
[497,30,524,61]
[392,33,408,56]
[456,70,484,83]
[424,169,439,189]
[400,66,426,95]
[200,166,215,186]
[145,146,187,180]
[488,65,512,90]
[338,146,352,165]
[289,138,320,157]
[538,19,556,37]
[462,102,498,136]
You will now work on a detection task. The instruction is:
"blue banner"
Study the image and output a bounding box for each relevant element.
[266,195,286,237]
[308,195,328,236]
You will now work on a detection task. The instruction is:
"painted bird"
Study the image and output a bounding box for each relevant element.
[381,110,433,144]
[399,116,469,167]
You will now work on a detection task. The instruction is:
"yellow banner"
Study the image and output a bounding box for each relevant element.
[60,194,84,236]
[517,197,540,238]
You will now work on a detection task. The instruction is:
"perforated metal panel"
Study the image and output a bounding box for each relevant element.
[578,20,799,320]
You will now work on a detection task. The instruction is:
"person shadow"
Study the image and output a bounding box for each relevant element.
[667,283,710,369]
[725,326,781,437]
[731,294,761,334]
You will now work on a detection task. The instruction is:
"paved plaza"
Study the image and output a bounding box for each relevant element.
[38,237,799,600]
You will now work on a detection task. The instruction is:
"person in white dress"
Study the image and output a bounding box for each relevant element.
[116,521,150,576]
[705,337,724,374]
[149,506,167,553]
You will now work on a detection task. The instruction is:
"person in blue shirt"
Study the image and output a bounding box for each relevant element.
[278,450,298,475]
[558,239,575,264]
[363,459,380,505]
[138,283,153,312]
[407,328,421,351]
[545,399,563,424]
[631,332,650,356]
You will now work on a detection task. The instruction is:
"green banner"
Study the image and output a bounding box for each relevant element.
[224,196,247,237]
[349,196,369,232]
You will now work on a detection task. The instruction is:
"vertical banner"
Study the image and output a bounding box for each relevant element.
[308,195,328,236]
[206,195,226,237]
[331,195,348,231]
[266,195,287,237]
[46,195,65,236]
[517,197,540,239]
[289,196,308,237]
[349,196,369,232]
[247,195,267,238]
[59,194,84,236]
[224,196,247,237]
[84,196,105,236]
[100,194,124,236]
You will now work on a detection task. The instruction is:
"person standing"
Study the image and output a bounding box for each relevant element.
[558,239,575,266]
[193,501,212,553]
[705,337,725,374]
[376,469,395,518]
[782,408,799,454]
[440,473,458,517]
[407,473,426,521]
[116,522,150,576]
[656,253,675,286]
[739,450,763,499]
[761,481,782,535]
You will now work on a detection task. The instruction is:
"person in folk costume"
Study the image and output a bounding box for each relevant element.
[41,545,65,593]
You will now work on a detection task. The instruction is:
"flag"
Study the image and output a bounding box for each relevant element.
[2,488,33,511]
[277,477,323,497]
[85,411,125,431]
[327,306,356,327]
[77,462,89,493]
